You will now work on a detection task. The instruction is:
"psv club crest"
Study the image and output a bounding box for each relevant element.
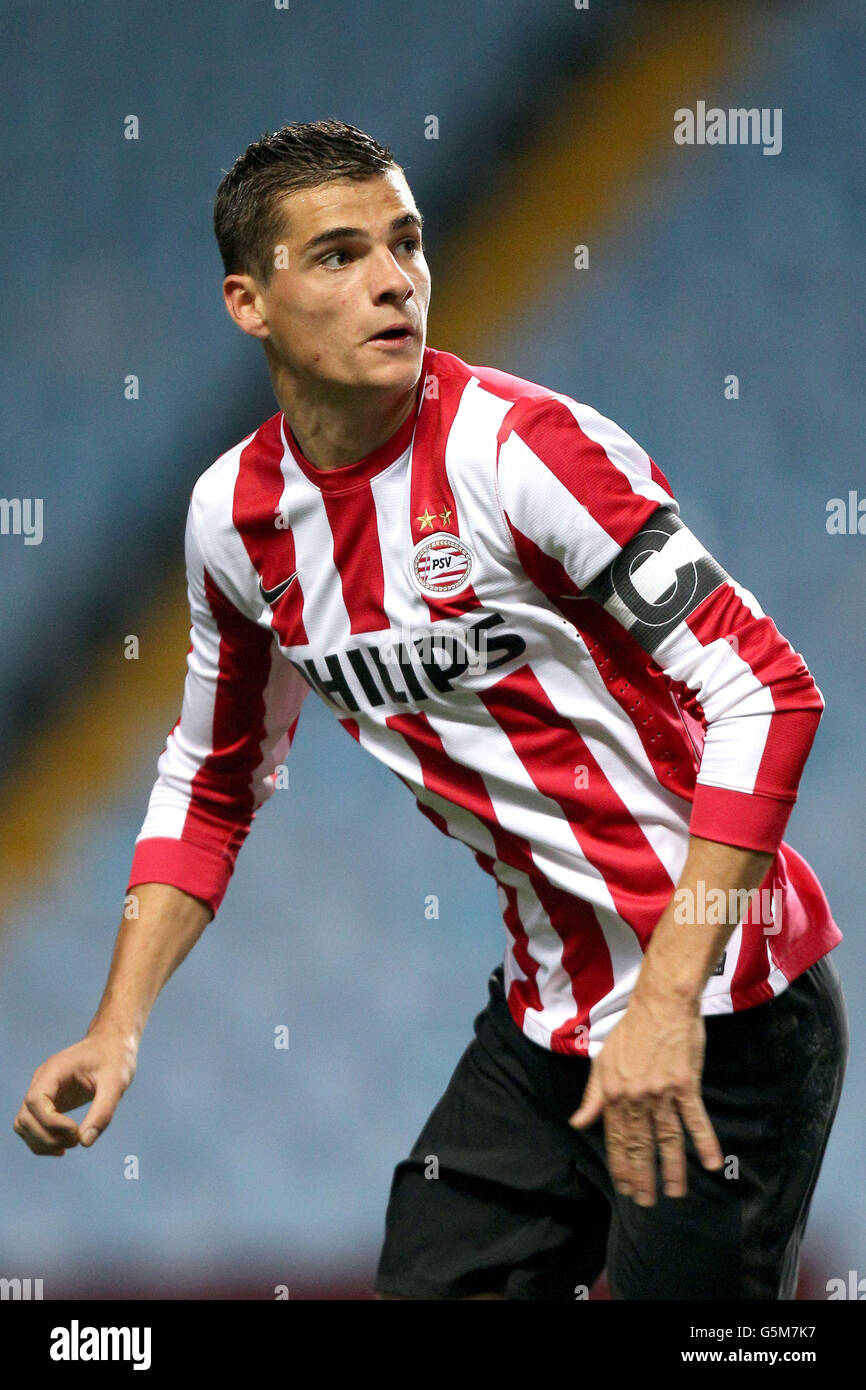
[410,532,475,597]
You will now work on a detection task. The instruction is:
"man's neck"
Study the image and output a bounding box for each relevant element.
[269,361,421,472]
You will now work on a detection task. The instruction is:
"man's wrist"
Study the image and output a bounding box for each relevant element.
[632,915,733,1012]
[632,955,704,1013]
[85,1012,142,1053]
[630,833,774,1013]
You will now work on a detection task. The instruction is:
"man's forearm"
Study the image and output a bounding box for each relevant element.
[87,882,213,1047]
[633,834,775,1010]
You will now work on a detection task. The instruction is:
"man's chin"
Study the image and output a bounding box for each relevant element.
[280,342,425,394]
[356,345,424,388]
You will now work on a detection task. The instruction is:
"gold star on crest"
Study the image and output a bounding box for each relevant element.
[439,506,452,527]
[416,508,436,531]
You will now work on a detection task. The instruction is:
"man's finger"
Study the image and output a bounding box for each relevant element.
[605,1100,656,1205]
[25,1084,82,1138]
[14,1112,70,1156]
[23,1096,79,1146]
[36,1092,80,1139]
[603,1110,631,1194]
[676,1088,724,1171]
[652,1096,687,1197]
[78,1080,123,1147]
[569,1067,604,1128]
[621,1099,658,1206]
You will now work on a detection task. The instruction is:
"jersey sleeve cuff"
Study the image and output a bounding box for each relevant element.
[126,837,233,916]
[688,783,795,854]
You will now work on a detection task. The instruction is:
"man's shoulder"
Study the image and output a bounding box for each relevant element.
[185,411,285,615]
[428,345,552,413]
[430,347,677,509]
[428,345,619,442]
[189,410,283,523]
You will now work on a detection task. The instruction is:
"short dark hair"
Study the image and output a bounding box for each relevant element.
[213,118,400,287]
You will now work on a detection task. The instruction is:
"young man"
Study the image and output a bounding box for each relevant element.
[15,120,847,1300]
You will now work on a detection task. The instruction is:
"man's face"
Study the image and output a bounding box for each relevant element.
[236,168,430,395]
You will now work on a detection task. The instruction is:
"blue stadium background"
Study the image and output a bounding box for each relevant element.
[1,0,862,1298]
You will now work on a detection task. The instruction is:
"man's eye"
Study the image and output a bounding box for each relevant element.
[320,239,420,269]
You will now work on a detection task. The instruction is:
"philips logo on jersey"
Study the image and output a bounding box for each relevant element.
[410,532,475,597]
[292,611,526,713]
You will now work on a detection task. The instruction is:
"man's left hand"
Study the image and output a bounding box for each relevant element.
[568,998,724,1206]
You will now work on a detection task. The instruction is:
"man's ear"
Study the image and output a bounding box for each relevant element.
[223,274,270,340]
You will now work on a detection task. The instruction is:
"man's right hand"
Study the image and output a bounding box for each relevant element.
[13,882,212,1157]
[13,1023,137,1156]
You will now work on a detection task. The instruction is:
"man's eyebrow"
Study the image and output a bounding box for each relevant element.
[299,212,423,256]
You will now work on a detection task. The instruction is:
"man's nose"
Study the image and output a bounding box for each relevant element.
[369,245,415,300]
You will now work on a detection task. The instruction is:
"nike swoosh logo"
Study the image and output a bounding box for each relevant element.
[258,571,299,605]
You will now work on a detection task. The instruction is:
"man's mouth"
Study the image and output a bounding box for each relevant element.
[367,323,415,343]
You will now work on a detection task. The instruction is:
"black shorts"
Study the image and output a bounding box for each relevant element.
[374,952,848,1300]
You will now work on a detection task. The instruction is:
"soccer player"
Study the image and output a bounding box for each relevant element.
[14,120,848,1301]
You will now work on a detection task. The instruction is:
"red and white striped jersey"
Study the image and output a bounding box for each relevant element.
[128,346,841,1055]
